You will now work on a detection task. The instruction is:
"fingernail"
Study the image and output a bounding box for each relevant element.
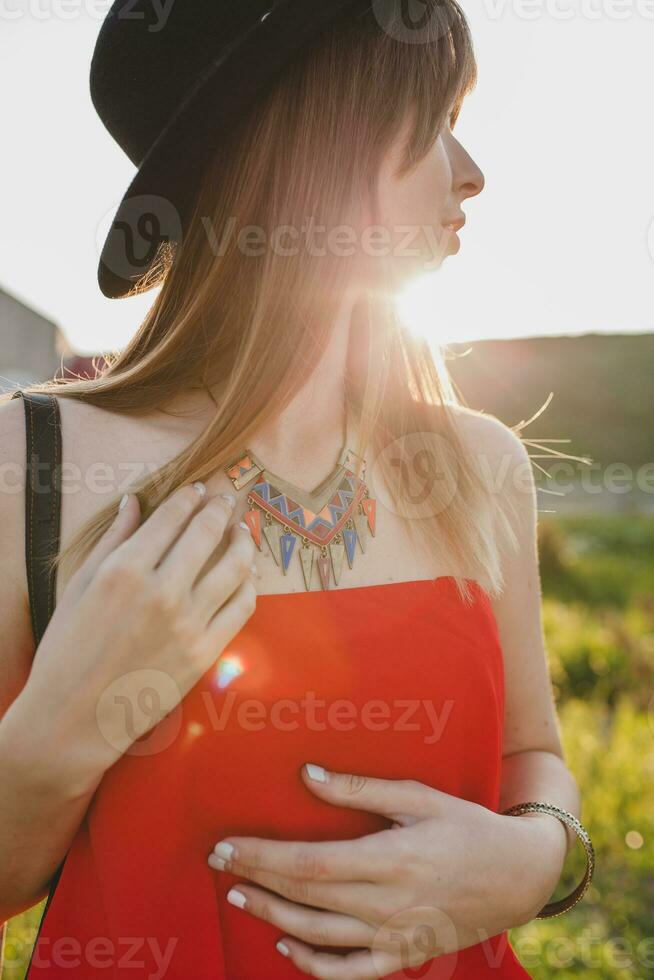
[220,492,236,509]
[304,763,328,783]
[238,521,250,532]
[118,493,129,511]
[214,841,235,861]
[250,563,257,576]
[208,854,227,871]
[193,481,207,498]
[227,888,247,909]
[276,941,290,957]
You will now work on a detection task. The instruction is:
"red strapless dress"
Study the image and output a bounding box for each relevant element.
[25,578,530,978]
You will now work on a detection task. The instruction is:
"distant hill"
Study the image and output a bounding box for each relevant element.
[445,332,653,513]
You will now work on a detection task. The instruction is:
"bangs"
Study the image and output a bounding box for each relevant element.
[387,0,479,175]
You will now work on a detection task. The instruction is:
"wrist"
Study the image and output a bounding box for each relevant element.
[0,689,106,802]
[514,809,571,857]
[501,811,568,926]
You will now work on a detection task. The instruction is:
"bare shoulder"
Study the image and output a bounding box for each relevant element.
[446,404,535,512]
[56,393,217,580]
[0,396,35,712]
[0,392,29,456]
[53,395,186,563]
[0,394,30,546]
[447,404,532,468]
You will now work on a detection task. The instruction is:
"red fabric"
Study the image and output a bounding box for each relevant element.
[27,578,531,978]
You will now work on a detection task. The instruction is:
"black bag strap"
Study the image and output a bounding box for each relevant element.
[8,390,65,976]
[11,389,63,649]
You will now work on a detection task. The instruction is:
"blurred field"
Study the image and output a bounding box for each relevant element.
[2,514,652,979]
[509,514,654,979]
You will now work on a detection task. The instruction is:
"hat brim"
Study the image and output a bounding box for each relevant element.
[97,0,372,299]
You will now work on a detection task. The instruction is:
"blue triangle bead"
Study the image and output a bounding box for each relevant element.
[343,528,357,567]
[280,533,296,573]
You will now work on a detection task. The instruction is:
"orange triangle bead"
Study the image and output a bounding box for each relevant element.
[362,497,376,536]
[244,509,262,549]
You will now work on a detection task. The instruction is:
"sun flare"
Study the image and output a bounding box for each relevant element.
[396,274,455,344]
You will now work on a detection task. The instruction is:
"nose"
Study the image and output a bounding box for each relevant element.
[449,133,485,201]
[462,161,485,201]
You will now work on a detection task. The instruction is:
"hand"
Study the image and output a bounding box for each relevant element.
[208,765,566,978]
[8,475,257,792]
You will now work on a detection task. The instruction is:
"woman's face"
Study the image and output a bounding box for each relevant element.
[370,111,485,280]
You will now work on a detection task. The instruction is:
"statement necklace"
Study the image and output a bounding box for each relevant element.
[225,442,376,591]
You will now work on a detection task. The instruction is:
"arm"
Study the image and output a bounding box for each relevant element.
[0,396,258,924]
[0,706,104,922]
[0,398,101,922]
[479,413,583,917]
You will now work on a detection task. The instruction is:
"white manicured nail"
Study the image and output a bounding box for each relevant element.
[227,888,247,909]
[214,841,235,860]
[276,941,290,957]
[208,854,226,871]
[305,763,328,782]
[220,492,236,509]
[193,481,207,497]
[118,493,129,511]
[238,521,250,532]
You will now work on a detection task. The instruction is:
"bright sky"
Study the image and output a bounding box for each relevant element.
[1,1,653,354]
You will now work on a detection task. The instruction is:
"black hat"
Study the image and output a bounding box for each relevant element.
[91,0,373,299]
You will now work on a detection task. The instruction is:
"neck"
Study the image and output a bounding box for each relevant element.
[153,283,362,489]
[247,285,358,474]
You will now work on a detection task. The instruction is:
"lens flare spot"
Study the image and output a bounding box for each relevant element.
[215,653,245,690]
[186,721,205,739]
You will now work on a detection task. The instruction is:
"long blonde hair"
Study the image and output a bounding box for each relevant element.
[5,1,528,603]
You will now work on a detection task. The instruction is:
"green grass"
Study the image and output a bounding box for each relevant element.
[508,697,654,979]
[507,514,654,978]
[1,906,44,978]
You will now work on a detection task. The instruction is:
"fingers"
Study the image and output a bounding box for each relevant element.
[203,574,258,652]
[192,521,257,626]
[301,767,440,821]
[275,941,398,980]
[66,491,143,598]
[221,884,375,951]
[209,854,377,919]
[112,479,211,571]
[209,831,396,883]
[154,490,238,593]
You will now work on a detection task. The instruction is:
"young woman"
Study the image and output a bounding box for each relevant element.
[0,1,593,977]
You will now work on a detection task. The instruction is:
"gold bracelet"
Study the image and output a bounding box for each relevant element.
[501,801,595,918]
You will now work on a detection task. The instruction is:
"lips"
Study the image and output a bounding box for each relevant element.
[443,216,465,232]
